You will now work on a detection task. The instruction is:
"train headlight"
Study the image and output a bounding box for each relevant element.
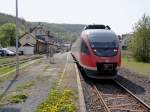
[113,49,118,52]
[94,49,97,52]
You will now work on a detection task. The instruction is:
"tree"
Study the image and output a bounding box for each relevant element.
[0,23,16,47]
[128,14,150,62]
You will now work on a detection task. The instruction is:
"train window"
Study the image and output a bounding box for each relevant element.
[89,33,117,42]
[90,41,118,48]
[81,40,89,54]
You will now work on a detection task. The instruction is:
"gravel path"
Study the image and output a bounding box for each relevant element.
[0,53,68,112]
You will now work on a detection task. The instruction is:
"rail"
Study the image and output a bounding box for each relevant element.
[89,80,150,112]
[0,55,43,67]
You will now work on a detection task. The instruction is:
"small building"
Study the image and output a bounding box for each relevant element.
[19,32,45,54]
[19,24,56,55]
[121,33,133,50]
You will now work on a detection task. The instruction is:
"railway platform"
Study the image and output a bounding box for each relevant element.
[0,52,86,112]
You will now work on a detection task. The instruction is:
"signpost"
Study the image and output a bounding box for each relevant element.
[16,0,19,76]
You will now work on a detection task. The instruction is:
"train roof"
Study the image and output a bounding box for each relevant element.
[84,24,111,30]
[83,29,116,36]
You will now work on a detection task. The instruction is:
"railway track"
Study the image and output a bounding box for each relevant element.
[90,79,150,112]
[0,55,42,67]
[77,65,150,112]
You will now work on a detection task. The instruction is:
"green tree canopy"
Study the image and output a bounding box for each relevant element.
[0,23,25,47]
[0,23,16,47]
[128,14,150,62]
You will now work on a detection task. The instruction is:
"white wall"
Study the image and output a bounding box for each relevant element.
[23,46,34,55]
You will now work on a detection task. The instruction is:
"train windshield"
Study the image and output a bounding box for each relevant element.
[88,33,119,57]
[88,33,118,48]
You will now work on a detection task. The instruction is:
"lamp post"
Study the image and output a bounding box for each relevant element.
[16,0,19,76]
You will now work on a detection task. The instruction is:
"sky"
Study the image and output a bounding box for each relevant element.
[0,0,150,34]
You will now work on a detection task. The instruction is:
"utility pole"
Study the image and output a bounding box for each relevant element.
[16,0,19,76]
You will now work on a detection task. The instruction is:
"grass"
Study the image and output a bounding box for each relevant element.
[122,56,150,76]
[0,60,38,84]
[36,89,76,112]
[0,56,26,64]
[0,55,42,65]
[0,63,26,77]
[0,58,38,77]
[0,57,14,64]
[6,93,28,104]
[0,80,35,106]
[0,66,15,75]
[16,80,35,91]
[0,92,28,106]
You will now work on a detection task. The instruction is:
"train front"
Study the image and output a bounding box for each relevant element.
[80,30,121,79]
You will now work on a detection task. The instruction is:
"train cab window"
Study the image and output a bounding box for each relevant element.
[81,40,89,54]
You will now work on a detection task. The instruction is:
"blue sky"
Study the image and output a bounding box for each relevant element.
[0,0,150,34]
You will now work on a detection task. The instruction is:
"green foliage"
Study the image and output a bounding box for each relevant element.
[0,23,25,47]
[0,13,30,47]
[36,89,76,112]
[128,14,150,62]
[0,23,16,47]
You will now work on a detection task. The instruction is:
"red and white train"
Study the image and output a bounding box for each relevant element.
[71,25,121,79]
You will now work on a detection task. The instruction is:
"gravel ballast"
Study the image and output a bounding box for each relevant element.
[117,68,150,106]
[78,67,150,111]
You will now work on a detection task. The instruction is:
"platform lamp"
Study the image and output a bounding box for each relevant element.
[16,0,19,76]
